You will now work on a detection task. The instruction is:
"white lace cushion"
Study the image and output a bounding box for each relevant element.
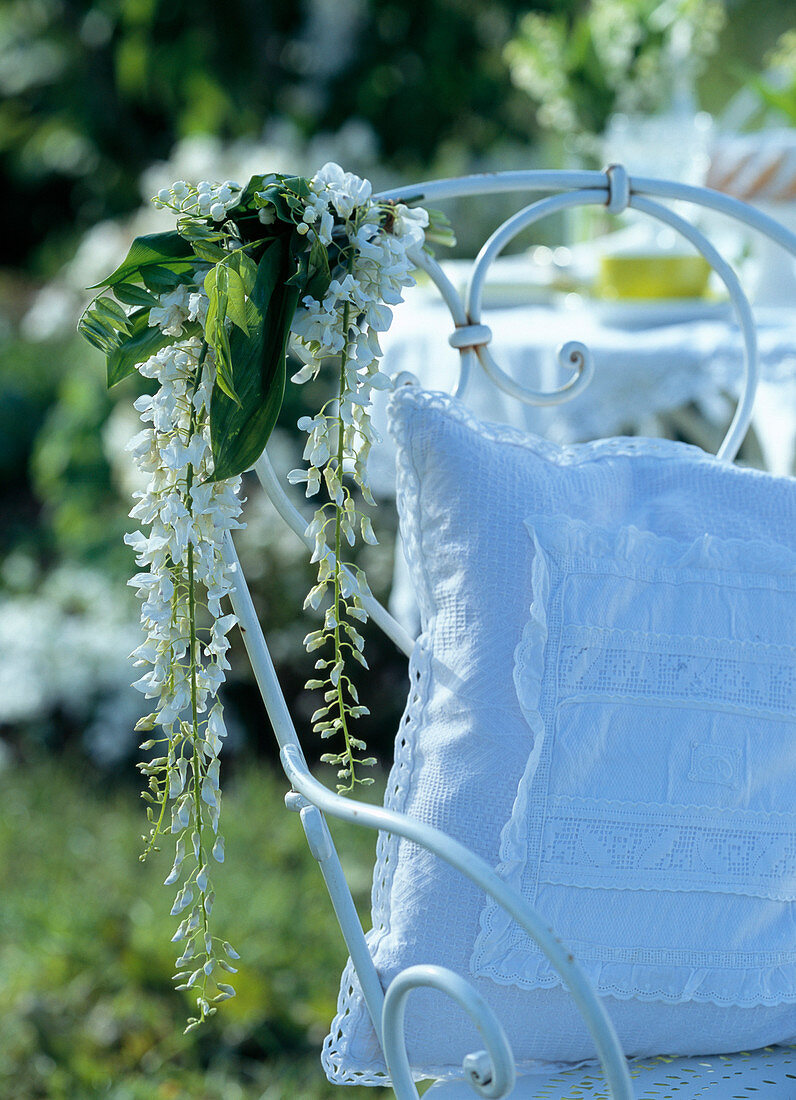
[473,517,796,1010]
[322,388,796,1085]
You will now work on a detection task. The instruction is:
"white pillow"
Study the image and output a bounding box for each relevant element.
[475,515,796,1010]
[322,388,796,1085]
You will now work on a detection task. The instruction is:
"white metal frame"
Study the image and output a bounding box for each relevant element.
[225,168,796,1098]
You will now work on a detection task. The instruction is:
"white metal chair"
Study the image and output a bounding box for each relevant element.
[224,168,796,1098]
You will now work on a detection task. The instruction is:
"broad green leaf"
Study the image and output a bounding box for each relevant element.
[209,238,299,481]
[141,264,195,294]
[223,267,249,335]
[107,309,170,387]
[89,232,195,289]
[227,249,258,294]
[113,282,159,308]
[93,295,131,330]
[192,240,228,263]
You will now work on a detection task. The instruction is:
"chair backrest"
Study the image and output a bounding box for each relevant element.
[224,167,796,1100]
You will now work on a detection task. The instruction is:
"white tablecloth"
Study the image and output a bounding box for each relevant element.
[371,295,796,486]
[371,294,796,632]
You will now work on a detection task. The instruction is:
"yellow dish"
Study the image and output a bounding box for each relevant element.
[596,254,711,300]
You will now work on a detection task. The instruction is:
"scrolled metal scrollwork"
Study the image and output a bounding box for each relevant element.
[557,339,594,387]
[276,744,635,1100]
[381,965,516,1099]
[412,190,608,409]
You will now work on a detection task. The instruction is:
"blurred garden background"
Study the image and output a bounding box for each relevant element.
[1,1,795,1096]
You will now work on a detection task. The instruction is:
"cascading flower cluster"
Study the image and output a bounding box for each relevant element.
[287,164,428,789]
[79,162,444,1028]
[125,316,243,1029]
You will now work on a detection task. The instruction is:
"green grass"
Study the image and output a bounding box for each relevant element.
[0,757,391,1099]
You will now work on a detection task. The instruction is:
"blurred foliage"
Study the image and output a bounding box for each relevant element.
[31,349,128,568]
[0,0,303,271]
[746,29,796,125]
[0,756,390,1098]
[0,334,70,557]
[0,0,537,273]
[2,0,792,271]
[505,0,726,154]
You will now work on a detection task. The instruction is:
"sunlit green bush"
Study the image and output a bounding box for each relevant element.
[0,757,389,1098]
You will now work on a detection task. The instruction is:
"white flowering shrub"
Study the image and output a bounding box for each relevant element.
[78,163,447,1028]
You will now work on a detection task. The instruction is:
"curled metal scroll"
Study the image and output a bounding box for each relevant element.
[463,189,604,407]
[411,192,601,409]
[382,965,515,1099]
[278,743,635,1100]
[386,167,796,458]
[627,194,757,462]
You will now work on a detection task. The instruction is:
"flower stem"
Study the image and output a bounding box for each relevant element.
[333,298,356,791]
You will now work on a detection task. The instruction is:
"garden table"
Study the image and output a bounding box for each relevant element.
[373,297,796,476]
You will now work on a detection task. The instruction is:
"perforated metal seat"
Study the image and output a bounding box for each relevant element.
[426,1045,796,1098]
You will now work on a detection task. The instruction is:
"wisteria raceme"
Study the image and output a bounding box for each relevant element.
[125,305,243,1029]
[287,163,428,790]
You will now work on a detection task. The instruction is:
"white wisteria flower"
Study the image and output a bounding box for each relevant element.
[288,162,425,790]
[125,306,244,1029]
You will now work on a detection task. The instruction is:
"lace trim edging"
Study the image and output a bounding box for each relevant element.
[322,393,438,1085]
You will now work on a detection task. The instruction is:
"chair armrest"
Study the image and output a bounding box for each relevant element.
[280,743,634,1100]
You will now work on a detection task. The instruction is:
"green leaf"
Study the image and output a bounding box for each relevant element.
[206,282,240,405]
[204,263,219,300]
[209,238,300,481]
[176,218,225,242]
[213,324,238,404]
[290,232,332,301]
[239,173,311,223]
[93,295,132,331]
[89,231,195,289]
[78,314,117,353]
[191,240,229,264]
[81,310,116,340]
[113,282,159,308]
[227,249,258,295]
[106,309,170,387]
[141,264,195,294]
[202,260,250,400]
[223,267,249,334]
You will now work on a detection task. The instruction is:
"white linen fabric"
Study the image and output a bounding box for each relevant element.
[475,516,796,1010]
[322,387,796,1085]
